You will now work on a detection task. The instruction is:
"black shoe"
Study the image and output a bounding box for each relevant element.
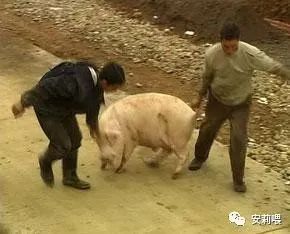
[39,156,54,187]
[188,158,204,171]
[233,182,247,193]
[63,176,91,190]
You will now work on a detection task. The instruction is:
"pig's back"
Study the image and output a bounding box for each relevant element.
[100,92,194,129]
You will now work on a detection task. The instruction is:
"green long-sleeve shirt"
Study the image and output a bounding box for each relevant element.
[199,41,290,105]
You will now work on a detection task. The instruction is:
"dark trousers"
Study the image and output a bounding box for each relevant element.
[195,92,251,184]
[35,112,82,176]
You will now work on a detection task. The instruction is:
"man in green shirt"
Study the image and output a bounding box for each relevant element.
[189,22,290,192]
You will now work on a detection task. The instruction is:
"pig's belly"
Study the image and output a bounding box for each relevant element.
[129,118,171,149]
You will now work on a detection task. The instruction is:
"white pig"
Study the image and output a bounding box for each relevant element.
[96,93,197,179]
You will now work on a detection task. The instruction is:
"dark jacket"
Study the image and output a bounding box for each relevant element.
[20,61,104,132]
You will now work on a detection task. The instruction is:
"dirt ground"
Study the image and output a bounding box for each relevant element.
[106,0,290,42]
[253,0,290,22]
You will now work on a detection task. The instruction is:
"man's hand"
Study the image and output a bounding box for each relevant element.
[190,96,203,110]
[11,101,25,118]
[89,128,97,139]
[88,126,100,142]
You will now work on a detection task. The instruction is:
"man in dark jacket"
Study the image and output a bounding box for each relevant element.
[11,61,126,190]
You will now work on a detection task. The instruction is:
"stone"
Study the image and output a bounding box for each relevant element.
[184,31,195,36]
[132,12,142,18]
[265,168,271,173]
[133,58,142,63]
[135,83,143,88]
[274,144,287,152]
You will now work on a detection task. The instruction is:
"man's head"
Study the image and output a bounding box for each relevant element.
[220,22,240,56]
[99,62,126,92]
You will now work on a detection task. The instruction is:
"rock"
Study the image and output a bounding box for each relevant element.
[135,83,143,88]
[280,154,288,162]
[129,72,134,77]
[132,12,142,18]
[204,43,212,47]
[257,97,268,104]
[273,134,280,141]
[262,155,271,160]
[265,168,271,173]
[184,31,195,36]
[248,137,256,143]
[274,144,288,152]
[250,155,257,160]
[133,58,142,63]
[165,69,174,74]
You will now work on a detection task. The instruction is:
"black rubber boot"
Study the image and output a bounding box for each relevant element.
[233,182,247,193]
[62,150,90,190]
[188,158,204,171]
[38,153,54,187]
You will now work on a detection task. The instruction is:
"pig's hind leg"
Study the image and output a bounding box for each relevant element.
[171,147,188,179]
[143,148,171,168]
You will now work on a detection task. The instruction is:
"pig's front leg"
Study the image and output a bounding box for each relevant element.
[101,158,109,170]
[115,142,135,174]
[115,154,127,173]
[101,160,107,170]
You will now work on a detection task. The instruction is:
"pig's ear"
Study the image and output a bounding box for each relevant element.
[104,131,121,147]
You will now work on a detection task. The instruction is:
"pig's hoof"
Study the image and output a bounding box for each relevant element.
[146,161,160,168]
[115,168,126,174]
[101,160,109,170]
[143,159,159,168]
[171,173,179,180]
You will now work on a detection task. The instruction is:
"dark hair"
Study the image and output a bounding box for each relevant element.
[220,22,240,41]
[99,62,125,85]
